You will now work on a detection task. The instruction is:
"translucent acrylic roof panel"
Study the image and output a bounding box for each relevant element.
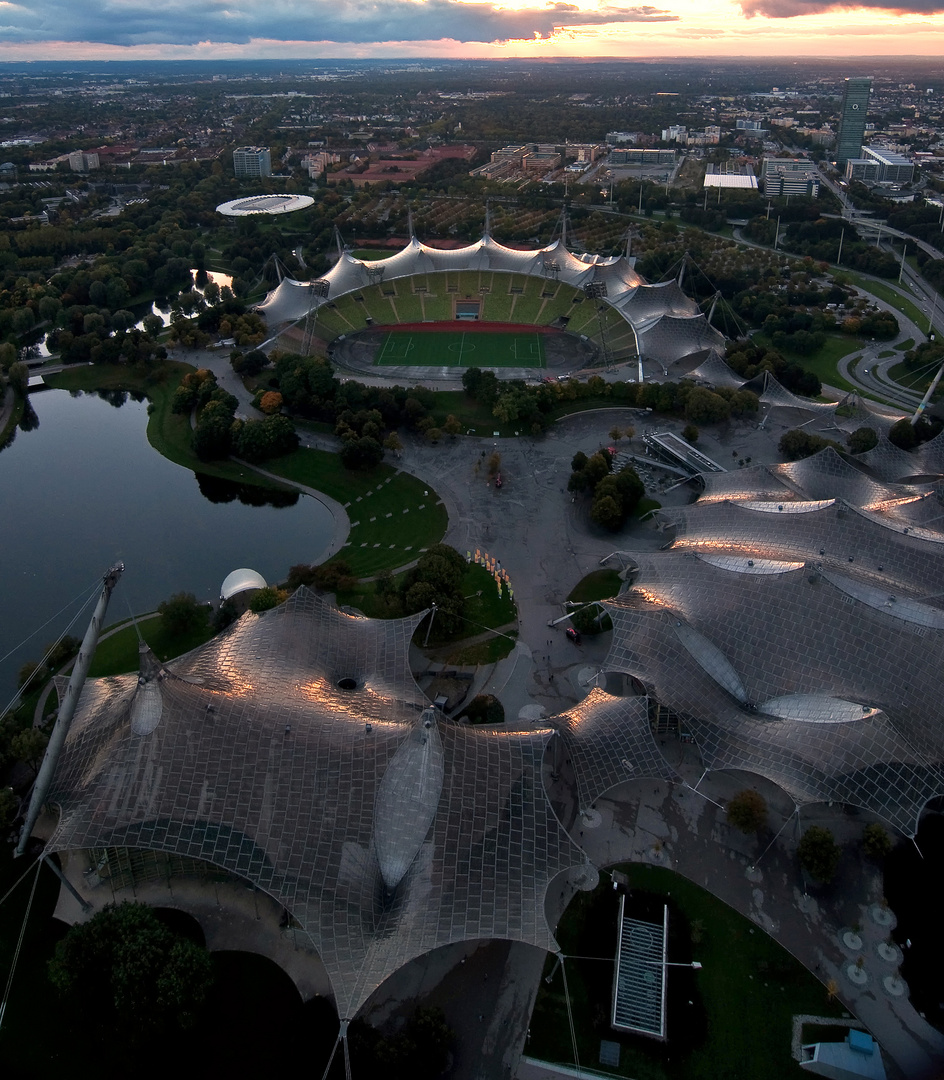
[323,253,374,296]
[553,690,678,810]
[419,240,489,272]
[256,277,318,323]
[698,466,797,504]
[617,280,697,323]
[663,499,944,598]
[672,621,748,703]
[759,373,838,415]
[857,436,927,483]
[916,429,944,476]
[47,589,584,1020]
[601,552,944,835]
[673,350,746,389]
[635,315,726,365]
[772,448,927,509]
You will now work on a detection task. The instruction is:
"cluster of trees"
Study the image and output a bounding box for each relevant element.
[744,211,898,277]
[778,429,842,461]
[725,341,821,398]
[289,544,472,637]
[174,368,299,463]
[567,449,646,531]
[49,902,215,1042]
[780,416,941,463]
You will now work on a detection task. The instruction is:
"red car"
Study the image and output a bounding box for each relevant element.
[566,627,581,644]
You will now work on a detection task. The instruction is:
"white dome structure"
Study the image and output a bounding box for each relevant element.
[220,567,267,602]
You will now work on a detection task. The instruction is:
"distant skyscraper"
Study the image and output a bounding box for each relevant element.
[836,77,872,166]
[233,146,271,178]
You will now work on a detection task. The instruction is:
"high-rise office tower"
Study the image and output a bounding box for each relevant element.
[836,77,872,166]
[233,146,271,178]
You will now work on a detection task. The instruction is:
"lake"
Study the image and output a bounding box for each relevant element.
[0,388,337,702]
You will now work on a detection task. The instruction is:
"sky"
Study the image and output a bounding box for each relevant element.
[0,0,941,62]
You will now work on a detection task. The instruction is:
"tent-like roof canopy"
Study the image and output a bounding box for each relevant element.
[47,589,584,1020]
[256,233,722,367]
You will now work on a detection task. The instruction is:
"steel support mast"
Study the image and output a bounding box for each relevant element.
[15,563,123,857]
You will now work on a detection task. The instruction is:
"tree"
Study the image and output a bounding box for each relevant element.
[443,414,462,439]
[798,825,841,883]
[158,592,206,636]
[383,432,403,457]
[863,822,893,861]
[258,391,283,415]
[888,418,918,450]
[11,727,48,772]
[590,494,623,530]
[48,902,214,1042]
[487,451,502,477]
[340,436,384,471]
[682,423,699,444]
[249,586,288,612]
[0,786,17,831]
[684,387,730,426]
[778,429,842,461]
[726,789,767,833]
[848,426,878,454]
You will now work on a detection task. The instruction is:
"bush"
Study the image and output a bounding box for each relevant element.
[461,694,505,725]
[726,789,768,834]
[48,902,214,1042]
[158,592,206,637]
[248,586,288,613]
[798,825,841,883]
[863,822,893,861]
[847,427,878,454]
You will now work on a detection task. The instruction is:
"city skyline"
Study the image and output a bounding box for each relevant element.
[0,0,942,63]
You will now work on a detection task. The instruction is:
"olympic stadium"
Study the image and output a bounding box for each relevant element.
[256,229,725,381]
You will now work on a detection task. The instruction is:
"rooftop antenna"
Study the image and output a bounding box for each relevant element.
[15,564,124,857]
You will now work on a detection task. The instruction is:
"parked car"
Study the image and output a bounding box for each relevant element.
[566,627,581,644]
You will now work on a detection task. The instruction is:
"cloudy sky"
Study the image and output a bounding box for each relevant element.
[0,0,941,60]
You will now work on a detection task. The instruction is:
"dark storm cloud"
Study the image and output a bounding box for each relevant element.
[0,0,677,46]
[740,0,942,15]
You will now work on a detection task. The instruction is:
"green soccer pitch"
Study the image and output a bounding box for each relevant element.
[374,330,546,368]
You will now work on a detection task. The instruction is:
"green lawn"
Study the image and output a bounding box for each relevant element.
[887,359,939,397]
[751,333,861,394]
[530,864,844,1080]
[567,569,624,603]
[87,612,218,677]
[895,338,915,352]
[375,330,546,369]
[264,448,448,576]
[334,561,517,660]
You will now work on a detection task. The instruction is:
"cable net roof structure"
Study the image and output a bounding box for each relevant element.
[670,349,746,389]
[552,690,678,812]
[601,501,944,834]
[46,589,583,1020]
[256,233,720,368]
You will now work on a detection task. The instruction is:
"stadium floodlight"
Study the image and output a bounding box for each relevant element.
[366,266,385,285]
[309,279,330,299]
[585,281,608,299]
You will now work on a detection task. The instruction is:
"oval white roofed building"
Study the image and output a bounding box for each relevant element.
[216,194,314,217]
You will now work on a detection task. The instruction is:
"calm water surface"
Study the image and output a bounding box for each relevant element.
[0,389,336,701]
